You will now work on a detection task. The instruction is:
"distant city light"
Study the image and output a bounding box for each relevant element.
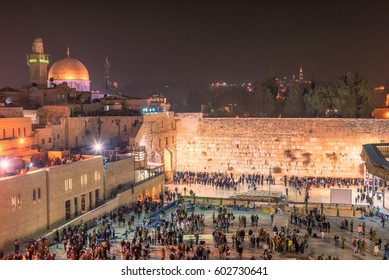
[19,138,25,144]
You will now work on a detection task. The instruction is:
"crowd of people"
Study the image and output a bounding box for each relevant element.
[2,185,389,261]
[173,171,375,192]
[47,154,83,167]
[173,170,386,191]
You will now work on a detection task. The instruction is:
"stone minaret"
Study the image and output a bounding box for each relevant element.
[299,66,304,82]
[27,38,50,86]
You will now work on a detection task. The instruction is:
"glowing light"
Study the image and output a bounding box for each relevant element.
[19,138,24,144]
[94,143,102,152]
[39,59,49,63]
[375,86,385,91]
[28,59,37,63]
[0,159,9,170]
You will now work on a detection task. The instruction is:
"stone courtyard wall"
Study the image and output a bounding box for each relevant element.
[175,114,389,178]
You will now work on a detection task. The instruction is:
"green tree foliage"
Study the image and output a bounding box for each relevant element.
[305,84,334,117]
[283,81,306,117]
[255,78,277,117]
[185,72,374,118]
[305,72,374,118]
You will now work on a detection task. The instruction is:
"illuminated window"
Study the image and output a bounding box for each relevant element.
[65,178,72,191]
[81,174,88,187]
[17,194,22,206]
[11,195,16,207]
[94,171,101,182]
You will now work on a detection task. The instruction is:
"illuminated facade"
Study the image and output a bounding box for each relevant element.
[26,38,49,86]
[47,48,91,92]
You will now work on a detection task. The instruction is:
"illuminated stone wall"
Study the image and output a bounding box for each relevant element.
[0,169,48,251]
[105,156,136,199]
[135,112,177,181]
[176,114,389,178]
[47,156,104,227]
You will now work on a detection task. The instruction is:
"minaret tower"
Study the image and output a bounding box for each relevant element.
[27,38,49,86]
[299,65,304,82]
[104,56,111,95]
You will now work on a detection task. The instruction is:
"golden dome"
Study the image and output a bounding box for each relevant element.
[48,53,89,81]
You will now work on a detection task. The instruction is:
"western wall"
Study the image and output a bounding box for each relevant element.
[175,113,389,178]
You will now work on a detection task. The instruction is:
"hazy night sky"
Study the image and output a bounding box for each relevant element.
[1,0,389,89]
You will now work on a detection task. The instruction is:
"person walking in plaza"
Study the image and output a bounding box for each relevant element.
[350,220,354,233]
[237,243,243,260]
[195,231,199,245]
[382,216,385,228]
[357,225,362,237]
[361,240,366,256]
[374,244,379,256]
[352,239,357,254]
[334,234,339,247]
[14,239,20,254]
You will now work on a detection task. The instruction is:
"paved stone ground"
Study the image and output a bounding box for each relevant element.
[45,181,389,260]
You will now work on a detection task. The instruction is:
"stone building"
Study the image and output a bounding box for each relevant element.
[35,106,176,177]
[0,107,35,157]
[0,87,28,107]
[0,151,164,251]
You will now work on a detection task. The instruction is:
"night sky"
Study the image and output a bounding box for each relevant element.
[1,0,389,89]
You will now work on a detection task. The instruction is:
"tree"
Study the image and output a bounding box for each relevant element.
[305,84,334,117]
[305,72,374,118]
[185,87,206,112]
[283,81,305,117]
[255,78,277,117]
